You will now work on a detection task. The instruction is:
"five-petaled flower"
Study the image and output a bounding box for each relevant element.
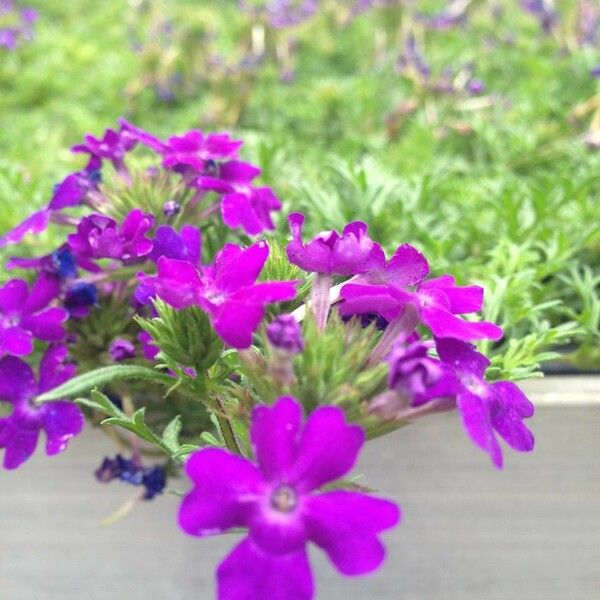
[0,275,68,357]
[179,396,400,600]
[0,345,83,469]
[140,240,297,348]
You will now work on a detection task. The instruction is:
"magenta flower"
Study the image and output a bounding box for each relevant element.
[149,224,201,265]
[48,157,102,210]
[109,338,136,362]
[340,274,503,342]
[0,275,68,357]
[140,241,297,348]
[0,209,51,248]
[436,338,535,468]
[161,131,242,173]
[0,345,83,469]
[67,209,154,267]
[195,160,282,235]
[72,127,137,165]
[286,212,384,276]
[179,396,400,600]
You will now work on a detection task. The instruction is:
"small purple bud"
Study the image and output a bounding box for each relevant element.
[468,78,485,95]
[266,315,304,354]
[109,338,136,362]
[163,200,181,218]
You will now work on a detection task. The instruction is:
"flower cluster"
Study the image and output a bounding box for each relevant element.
[0,0,37,50]
[1,121,537,599]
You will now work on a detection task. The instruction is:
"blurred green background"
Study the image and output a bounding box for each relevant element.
[1,0,599,372]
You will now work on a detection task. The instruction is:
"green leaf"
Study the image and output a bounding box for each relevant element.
[161,416,183,453]
[36,365,174,403]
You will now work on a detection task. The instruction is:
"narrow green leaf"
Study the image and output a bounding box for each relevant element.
[162,415,183,452]
[36,365,174,403]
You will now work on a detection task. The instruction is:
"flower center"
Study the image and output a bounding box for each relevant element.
[270,485,298,513]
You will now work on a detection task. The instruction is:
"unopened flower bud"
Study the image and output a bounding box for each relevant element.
[266,315,304,354]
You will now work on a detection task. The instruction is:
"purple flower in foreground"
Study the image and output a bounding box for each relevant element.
[286,212,384,276]
[149,224,201,265]
[0,275,68,357]
[267,314,304,354]
[195,160,282,235]
[179,396,400,600]
[140,241,297,348]
[436,338,535,468]
[340,274,503,342]
[67,209,154,268]
[0,345,83,469]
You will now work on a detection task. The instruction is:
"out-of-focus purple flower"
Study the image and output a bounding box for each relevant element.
[163,200,181,218]
[67,209,154,267]
[140,241,298,348]
[0,2,37,49]
[436,338,535,468]
[195,161,282,235]
[521,0,558,33]
[138,331,159,360]
[179,396,400,600]
[72,128,137,175]
[0,345,82,469]
[238,0,321,28]
[161,131,242,174]
[591,65,600,78]
[109,338,136,362]
[149,224,201,265]
[0,275,68,357]
[467,78,485,95]
[63,282,98,318]
[267,314,304,354]
[397,33,431,81]
[577,0,599,46]
[94,454,166,500]
[6,246,78,280]
[286,213,384,277]
[340,273,503,342]
[416,0,469,31]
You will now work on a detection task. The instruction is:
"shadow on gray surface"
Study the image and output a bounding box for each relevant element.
[1,405,599,600]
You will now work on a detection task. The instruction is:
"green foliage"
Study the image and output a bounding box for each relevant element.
[136,299,224,372]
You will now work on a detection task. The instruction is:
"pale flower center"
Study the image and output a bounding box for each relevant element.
[270,485,298,513]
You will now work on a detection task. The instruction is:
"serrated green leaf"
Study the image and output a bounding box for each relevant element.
[162,415,183,452]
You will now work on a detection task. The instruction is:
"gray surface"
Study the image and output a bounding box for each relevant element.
[1,382,600,599]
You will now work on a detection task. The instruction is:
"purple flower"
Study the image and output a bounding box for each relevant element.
[0,209,51,248]
[67,209,154,267]
[195,160,282,235]
[436,338,535,468]
[0,345,83,469]
[140,241,298,348]
[138,331,159,361]
[286,213,384,276]
[179,396,400,600]
[109,338,136,362]
[591,65,600,78]
[0,275,68,357]
[267,314,305,354]
[149,224,201,265]
[6,245,78,280]
[161,131,242,174]
[71,127,137,174]
[521,0,558,32]
[94,454,166,499]
[63,282,98,318]
[118,119,166,153]
[163,200,181,218]
[340,274,503,342]
[47,157,102,210]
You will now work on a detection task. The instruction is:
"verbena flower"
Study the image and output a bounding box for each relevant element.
[140,241,298,348]
[71,127,137,172]
[286,212,383,276]
[194,160,282,235]
[149,224,201,265]
[266,314,304,354]
[95,454,166,500]
[0,345,82,469]
[340,273,503,342]
[435,337,535,468]
[67,209,154,268]
[6,245,78,280]
[63,282,98,318]
[109,338,136,362]
[0,275,68,356]
[179,396,400,600]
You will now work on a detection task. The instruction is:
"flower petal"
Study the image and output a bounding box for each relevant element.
[0,278,29,314]
[212,302,265,349]
[23,273,60,314]
[0,210,51,248]
[289,406,364,492]
[0,326,34,357]
[457,390,503,469]
[0,418,39,470]
[0,355,36,403]
[489,381,535,453]
[250,396,302,481]
[214,241,269,291]
[41,401,84,455]
[423,306,503,342]
[179,448,264,537]
[304,490,400,575]
[20,308,68,342]
[435,337,490,377]
[217,538,314,600]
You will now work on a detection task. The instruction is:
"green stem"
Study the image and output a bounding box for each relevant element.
[216,412,242,455]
